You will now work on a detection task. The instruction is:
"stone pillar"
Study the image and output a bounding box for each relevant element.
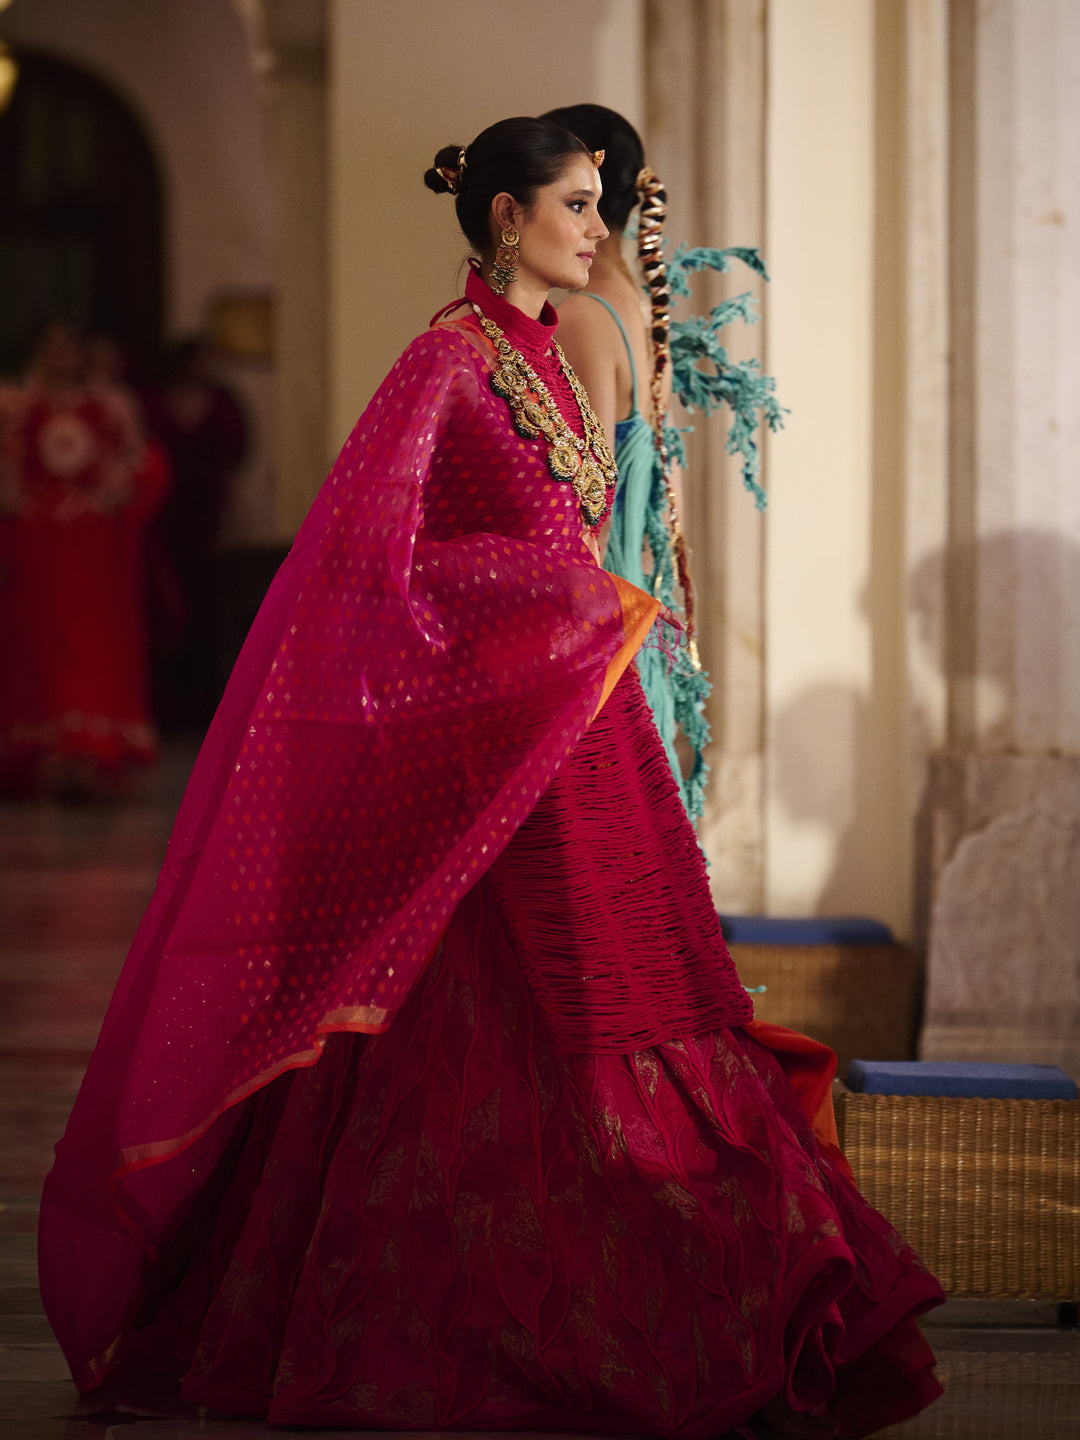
[645,0,769,911]
[697,2,769,913]
[254,0,329,539]
[903,0,951,900]
[920,0,1080,1077]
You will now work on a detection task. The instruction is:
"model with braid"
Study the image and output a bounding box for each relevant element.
[544,103,708,819]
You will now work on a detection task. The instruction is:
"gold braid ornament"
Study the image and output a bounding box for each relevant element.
[472,307,617,528]
[636,165,700,666]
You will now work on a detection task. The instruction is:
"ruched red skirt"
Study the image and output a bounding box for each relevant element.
[94,866,941,1438]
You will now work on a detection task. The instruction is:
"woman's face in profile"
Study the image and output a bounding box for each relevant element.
[514,155,608,294]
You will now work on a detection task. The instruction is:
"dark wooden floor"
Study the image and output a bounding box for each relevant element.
[1,748,1077,1438]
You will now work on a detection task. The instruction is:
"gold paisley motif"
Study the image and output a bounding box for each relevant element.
[523,402,548,433]
[492,365,527,399]
[549,441,581,480]
[581,468,608,514]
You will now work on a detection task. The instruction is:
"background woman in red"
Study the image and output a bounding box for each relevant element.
[0,322,165,799]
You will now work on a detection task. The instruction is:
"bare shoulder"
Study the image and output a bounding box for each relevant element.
[556,292,622,357]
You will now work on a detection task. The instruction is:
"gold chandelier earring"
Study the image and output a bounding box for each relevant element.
[489,226,519,295]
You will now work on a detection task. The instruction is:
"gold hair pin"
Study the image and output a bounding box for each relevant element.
[591,149,605,168]
[436,148,468,194]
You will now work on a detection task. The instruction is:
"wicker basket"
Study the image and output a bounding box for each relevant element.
[729,942,918,1076]
[836,1085,1080,1300]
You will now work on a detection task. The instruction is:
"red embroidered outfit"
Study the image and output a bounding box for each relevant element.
[39,272,943,1437]
[0,380,164,792]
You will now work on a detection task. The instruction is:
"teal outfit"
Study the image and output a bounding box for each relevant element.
[580,293,711,821]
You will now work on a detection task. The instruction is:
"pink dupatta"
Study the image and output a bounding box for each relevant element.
[40,304,659,1388]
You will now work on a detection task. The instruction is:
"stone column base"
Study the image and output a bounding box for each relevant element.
[921,1024,1080,1077]
[920,753,1080,1081]
[703,752,764,913]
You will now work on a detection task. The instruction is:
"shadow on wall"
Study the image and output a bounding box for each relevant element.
[769,527,1080,952]
[908,527,1080,752]
[769,680,893,923]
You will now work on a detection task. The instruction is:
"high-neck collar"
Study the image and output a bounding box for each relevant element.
[465,263,558,357]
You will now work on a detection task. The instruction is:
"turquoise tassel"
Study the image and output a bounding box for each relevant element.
[667,245,787,511]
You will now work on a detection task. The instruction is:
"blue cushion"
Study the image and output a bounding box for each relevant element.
[847,1059,1078,1101]
[719,915,895,946]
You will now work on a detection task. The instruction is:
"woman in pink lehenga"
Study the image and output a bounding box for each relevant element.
[39,119,943,1439]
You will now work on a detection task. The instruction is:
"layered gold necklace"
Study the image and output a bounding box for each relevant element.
[471,306,617,529]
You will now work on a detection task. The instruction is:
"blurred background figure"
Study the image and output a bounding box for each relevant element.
[0,320,166,800]
[144,336,248,730]
[84,331,133,391]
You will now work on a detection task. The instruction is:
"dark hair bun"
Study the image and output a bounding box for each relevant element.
[423,145,464,195]
[422,119,587,252]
